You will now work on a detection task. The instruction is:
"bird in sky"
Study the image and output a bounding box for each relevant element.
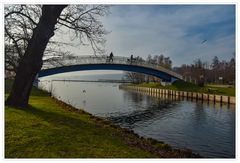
[201,39,207,44]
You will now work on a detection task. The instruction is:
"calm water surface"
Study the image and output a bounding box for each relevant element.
[39,80,235,158]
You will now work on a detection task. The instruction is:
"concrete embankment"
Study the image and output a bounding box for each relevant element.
[119,85,235,105]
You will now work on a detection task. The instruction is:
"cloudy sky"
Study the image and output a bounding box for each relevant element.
[67,4,235,67]
[101,5,235,67]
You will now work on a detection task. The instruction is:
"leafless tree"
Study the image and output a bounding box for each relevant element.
[5,5,110,107]
[146,54,172,82]
[124,56,146,83]
[125,72,146,84]
[175,55,235,86]
[5,5,109,76]
[124,54,173,83]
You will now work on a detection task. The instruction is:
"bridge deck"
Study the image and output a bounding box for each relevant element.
[42,55,183,80]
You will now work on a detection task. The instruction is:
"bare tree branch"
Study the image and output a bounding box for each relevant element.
[5,4,109,75]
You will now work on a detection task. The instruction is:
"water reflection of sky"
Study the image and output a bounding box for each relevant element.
[38,80,235,158]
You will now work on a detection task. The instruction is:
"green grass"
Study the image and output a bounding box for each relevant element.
[5,98,152,158]
[5,79,49,97]
[204,85,235,96]
[134,82,163,88]
[5,79,199,158]
[131,80,235,96]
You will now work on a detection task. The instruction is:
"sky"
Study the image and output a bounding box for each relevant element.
[2,3,236,78]
[66,4,235,68]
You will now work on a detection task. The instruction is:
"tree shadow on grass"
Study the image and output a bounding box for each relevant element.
[6,105,202,158]
[6,105,106,157]
[6,104,156,158]
[23,104,93,130]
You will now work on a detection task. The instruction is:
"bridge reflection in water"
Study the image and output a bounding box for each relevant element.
[39,55,183,82]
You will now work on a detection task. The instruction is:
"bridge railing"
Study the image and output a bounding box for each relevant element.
[42,55,183,80]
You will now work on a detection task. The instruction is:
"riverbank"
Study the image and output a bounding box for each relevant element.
[5,79,200,158]
[131,80,235,97]
[120,85,235,104]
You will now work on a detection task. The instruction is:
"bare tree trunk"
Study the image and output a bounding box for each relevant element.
[6,5,67,107]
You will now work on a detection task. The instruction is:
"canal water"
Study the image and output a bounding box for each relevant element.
[39,80,235,158]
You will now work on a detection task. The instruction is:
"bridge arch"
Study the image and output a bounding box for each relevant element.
[39,64,179,82]
[39,55,183,82]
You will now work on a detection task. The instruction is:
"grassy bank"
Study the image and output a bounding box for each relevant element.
[5,79,200,158]
[132,80,235,96]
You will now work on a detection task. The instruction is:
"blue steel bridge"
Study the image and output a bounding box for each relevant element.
[39,55,183,82]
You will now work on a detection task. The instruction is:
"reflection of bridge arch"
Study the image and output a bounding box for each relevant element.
[39,55,183,82]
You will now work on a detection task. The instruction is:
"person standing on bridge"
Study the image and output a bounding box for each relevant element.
[130,54,133,64]
[109,52,114,62]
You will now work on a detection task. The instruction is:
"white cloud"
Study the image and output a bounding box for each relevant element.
[101,5,235,66]
[52,5,235,68]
